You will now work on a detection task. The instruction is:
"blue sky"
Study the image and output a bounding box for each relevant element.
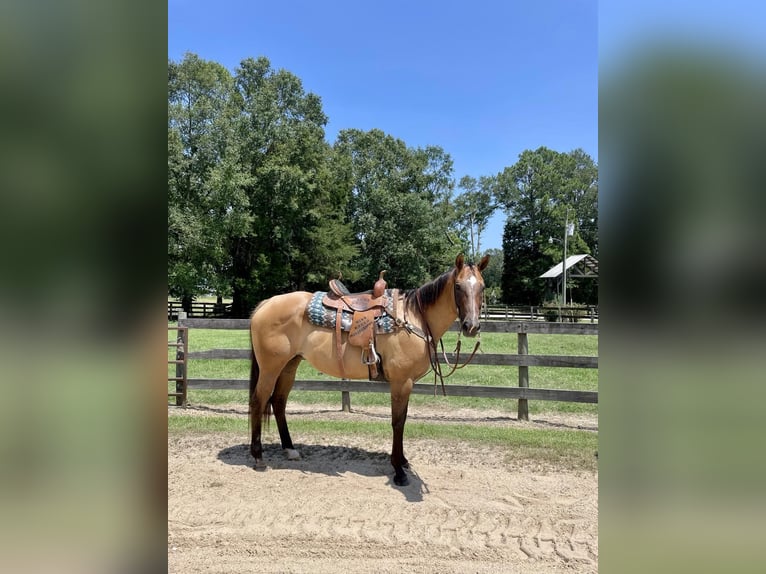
[169,0,598,251]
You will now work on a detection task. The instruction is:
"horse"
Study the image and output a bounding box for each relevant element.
[248,253,490,486]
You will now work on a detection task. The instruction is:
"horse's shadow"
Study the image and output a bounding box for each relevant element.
[218,443,427,502]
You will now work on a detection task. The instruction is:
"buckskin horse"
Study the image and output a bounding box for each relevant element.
[248,253,489,486]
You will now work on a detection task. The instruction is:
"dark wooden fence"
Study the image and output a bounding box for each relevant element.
[168,300,598,322]
[169,312,597,419]
[483,304,598,323]
[168,300,233,320]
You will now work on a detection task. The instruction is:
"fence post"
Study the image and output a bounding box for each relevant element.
[176,311,188,406]
[517,324,529,421]
[341,385,351,413]
[341,391,351,412]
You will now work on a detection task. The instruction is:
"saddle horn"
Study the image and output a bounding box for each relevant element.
[373,270,387,298]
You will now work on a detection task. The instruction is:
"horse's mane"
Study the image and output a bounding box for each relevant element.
[404,269,455,312]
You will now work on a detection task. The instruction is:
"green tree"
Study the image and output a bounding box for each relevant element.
[289,143,359,291]
[334,128,456,289]
[480,248,504,288]
[453,175,497,260]
[495,147,598,304]
[168,54,366,317]
[227,56,339,316]
[479,247,504,305]
[168,53,243,310]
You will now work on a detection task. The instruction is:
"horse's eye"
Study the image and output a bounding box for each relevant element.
[455,284,462,290]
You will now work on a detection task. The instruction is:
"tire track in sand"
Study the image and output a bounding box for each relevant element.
[169,432,598,572]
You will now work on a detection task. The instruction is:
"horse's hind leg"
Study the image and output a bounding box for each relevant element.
[250,367,280,468]
[272,356,302,460]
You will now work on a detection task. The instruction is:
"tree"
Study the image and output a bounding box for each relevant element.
[166,54,598,314]
[453,175,497,260]
[227,57,337,316]
[289,144,359,291]
[479,247,504,304]
[495,147,598,305]
[168,53,243,310]
[168,54,361,317]
[333,128,457,290]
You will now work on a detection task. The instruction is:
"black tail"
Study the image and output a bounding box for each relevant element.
[248,347,271,428]
[249,347,259,404]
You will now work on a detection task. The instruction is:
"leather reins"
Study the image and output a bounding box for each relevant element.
[412,276,482,396]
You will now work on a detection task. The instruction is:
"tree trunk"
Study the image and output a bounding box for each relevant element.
[181,294,193,314]
[231,285,251,319]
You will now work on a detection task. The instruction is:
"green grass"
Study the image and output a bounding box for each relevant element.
[168,413,598,470]
[168,326,598,416]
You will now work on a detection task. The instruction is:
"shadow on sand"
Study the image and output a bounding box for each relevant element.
[218,442,428,502]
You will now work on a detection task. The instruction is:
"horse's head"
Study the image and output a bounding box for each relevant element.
[453,253,490,337]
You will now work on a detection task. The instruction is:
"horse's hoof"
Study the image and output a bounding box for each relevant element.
[254,459,267,471]
[284,448,301,461]
[393,473,410,487]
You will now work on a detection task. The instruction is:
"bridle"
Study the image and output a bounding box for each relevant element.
[413,270,483,396]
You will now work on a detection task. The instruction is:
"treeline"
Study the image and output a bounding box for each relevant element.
[168,53,597,316]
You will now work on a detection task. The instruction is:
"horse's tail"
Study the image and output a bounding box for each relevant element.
[249,346,259,408]
[248,306,272,430]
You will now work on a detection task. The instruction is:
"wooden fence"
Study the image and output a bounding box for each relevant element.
[483,304,598,323]
[168,300,598,322]
[168,300,232,320]
[169,312,597,419]
[167,325,188,406]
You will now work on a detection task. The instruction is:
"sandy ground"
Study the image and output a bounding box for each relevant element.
[168,404,598,573]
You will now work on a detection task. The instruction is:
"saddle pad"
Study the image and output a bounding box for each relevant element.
[306,291,397,334]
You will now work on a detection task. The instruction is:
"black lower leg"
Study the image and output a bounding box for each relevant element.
[390,384,413,487]
[250,393,264,460]
[250,423,263,460]
[272,395,294,450]
[391,421,409,486]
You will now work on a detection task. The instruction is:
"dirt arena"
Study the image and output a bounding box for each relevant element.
[168,405,598,573]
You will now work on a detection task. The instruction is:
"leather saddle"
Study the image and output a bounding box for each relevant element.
[322,272,392,379]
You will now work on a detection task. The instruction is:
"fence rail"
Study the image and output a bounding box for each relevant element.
[171,314,598,418]
[184,378,596,404]
[483,304,598,323]
[168,301,598,322]
[168,300,233,320]
[187,348,598,369]
[176,317,599,334]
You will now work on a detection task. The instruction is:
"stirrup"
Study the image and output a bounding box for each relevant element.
[361,341,379,365]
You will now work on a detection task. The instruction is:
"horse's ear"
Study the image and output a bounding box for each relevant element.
[455,253,465,270]
[478,254,490,271]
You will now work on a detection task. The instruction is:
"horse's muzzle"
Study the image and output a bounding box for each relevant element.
[461,319,481,337]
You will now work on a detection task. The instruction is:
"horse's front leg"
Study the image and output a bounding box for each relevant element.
[390,378,414,486]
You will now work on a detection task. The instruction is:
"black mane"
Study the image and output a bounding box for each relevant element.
[404,269,454,312]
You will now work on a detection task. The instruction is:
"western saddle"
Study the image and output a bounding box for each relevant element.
[321,271,397,379]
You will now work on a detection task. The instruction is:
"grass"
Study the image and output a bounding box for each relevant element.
[168,413,598,470]
[168,324,598,469]
[169,325,598,416]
